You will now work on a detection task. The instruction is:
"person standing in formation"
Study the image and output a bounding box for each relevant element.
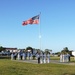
[11,53,14,60]
[40,52,43,64]
[37,53,40,64]
[47,53,50,63]
[67,53,70,62]
[17,52,20,60]
[43,53,46,63]
[60,54,63,62]
[22,52,26,60]
[29,52,32,60]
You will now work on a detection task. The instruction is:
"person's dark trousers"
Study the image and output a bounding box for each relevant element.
[21,56,22,60]
[69,56,70,62]
[14,56,16,60]
[38,57,40,64]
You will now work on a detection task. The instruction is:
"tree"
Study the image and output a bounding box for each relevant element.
[36,49,41,53]
[26,46,33,54]
[61,47,69,54]
[55,52,61,56]
[44,49,52,54]
[0,46,4,52]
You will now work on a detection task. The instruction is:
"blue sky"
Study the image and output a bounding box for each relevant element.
[0,0,75,52]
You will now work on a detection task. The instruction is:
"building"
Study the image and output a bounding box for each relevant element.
[3,47,17,53]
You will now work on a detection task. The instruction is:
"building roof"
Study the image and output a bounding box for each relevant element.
[3,47,17,50]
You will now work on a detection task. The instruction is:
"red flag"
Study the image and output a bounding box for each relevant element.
[22,15,39,26]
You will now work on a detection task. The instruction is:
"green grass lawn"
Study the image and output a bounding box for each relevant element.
[0,59,75,75]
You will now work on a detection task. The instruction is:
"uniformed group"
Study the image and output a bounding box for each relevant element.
[37,52,50,64]
[11,52,33,60]
[11,51,50,64]
[60,53,70,62]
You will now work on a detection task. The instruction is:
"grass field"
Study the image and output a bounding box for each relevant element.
[0,59,75,75]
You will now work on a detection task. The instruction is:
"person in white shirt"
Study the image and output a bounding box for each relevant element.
[47,53,50,63]
[60,54,63,62]
[17,52,20,60]
[40,52,43,64]
[11,53,14,60]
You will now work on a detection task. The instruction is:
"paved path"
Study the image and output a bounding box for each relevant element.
[13,60,75,65]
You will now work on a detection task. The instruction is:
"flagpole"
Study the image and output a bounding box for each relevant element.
[39,12,41,51]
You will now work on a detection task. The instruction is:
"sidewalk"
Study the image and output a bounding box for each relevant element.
[13,60,75,65]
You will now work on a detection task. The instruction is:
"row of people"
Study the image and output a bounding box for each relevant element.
[11,52,33,60]
[37,53,50,64]
[11,52,50,64]
[60,53,70,62]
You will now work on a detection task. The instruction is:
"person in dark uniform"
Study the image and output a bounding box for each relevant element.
[37,53,40,64]
[20,53,23,60]
[14,52,17,60]
[68,54,70,62]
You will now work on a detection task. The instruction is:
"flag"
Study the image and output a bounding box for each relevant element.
[22,15,39,26]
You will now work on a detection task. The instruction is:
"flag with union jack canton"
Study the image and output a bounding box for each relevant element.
[22,15,39,26]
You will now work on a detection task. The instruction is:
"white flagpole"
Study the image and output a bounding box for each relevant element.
[39,12,41,51]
